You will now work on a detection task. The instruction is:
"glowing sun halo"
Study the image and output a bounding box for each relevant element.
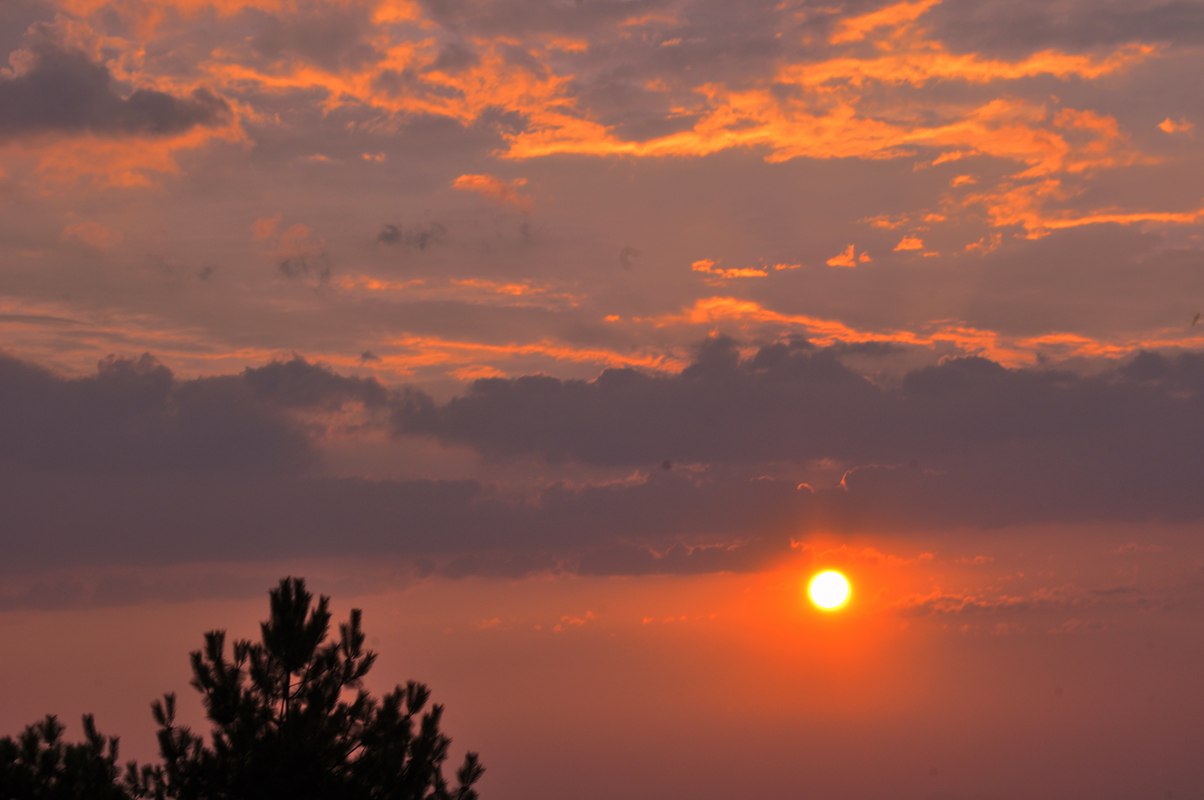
[808,570,851,611]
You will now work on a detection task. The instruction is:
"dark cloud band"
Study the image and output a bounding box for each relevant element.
[0,43,229,139]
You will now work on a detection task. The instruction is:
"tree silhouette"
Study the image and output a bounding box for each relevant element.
[1,578,483,800]
[0,715,131,800]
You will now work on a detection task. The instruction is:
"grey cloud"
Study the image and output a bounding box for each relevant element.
[930,0,1204,55]
[396,339,1204,522]
[378,221,449,250]
[5,344,1204,584]
[0,43,230,139]
[248,5,379,70]
[1,445,1198,583]
[238,356,388,409]
[277,254,331,284]
[0,352,386,473]
[0,467,808,576]
[0,571,270,612]
[396,338,1202,460]
[896,583,1148,619]
[417,0,672,37]
[430,41,479,72]
[395,336,891,465]
[0,1,51,61]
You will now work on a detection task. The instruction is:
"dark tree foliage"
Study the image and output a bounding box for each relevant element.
[0,578,483,800]
[0,715,131,800]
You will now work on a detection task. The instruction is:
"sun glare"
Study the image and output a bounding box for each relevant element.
[808,570,851,611]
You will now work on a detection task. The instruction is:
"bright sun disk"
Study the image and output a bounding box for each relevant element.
[808,570,851,611]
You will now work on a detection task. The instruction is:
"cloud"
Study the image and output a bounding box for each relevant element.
[690,258,768,280]
[1158,117,1193,135]
[893,582,1147,620]
[0,43,229,140]
[60,220,123,249]
[253,218,332,284]
[829,0,940,45]
[826,244,871,267]
[3,344,1204,582]
[248,3,380,71]
[0,352,384,474]
[928,0,1204,55]
[452,173,533,210]
[395,338,1204,524]
[238,355,388,410]
[0,467,808,577]
[377,221,449,250]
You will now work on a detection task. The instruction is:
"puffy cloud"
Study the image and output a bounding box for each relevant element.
[0,43,229,140]
[396,338,1204,523]
[0,352,383,473]
[238,355,389,409]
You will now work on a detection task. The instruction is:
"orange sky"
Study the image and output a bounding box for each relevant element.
[2,0,1204,796]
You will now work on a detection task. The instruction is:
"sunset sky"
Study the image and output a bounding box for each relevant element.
[2,0,1204,797]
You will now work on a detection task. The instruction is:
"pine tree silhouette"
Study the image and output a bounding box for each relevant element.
[0,715,131,800]
[1,578,483,800]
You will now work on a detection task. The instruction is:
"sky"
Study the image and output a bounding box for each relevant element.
[1,0,1204,797]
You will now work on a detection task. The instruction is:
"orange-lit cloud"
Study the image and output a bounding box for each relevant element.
[965,177,1204,237]
[637,295,1204,366]
[826,244,872,267]
[865,214,907,230]
[0,122,244,189]
[381,334,687,376]
[620,10,680,29]
[452,173,533,211]
[249,216,330,283]
[333,274,581,309]
[494,0,1152,187]
[1158,117,1194,135]
[0,17,245,187]
[829,0,940,44]
[335,275,428,293]
[451,278,581,306]
[36,0,1158,263]
[893,236,924,252]
[251,213,282,240]
[450,364,509,382]
[60,220,123,248]
[690,259,769,280]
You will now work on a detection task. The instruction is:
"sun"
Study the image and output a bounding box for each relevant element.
[807,570,851,611]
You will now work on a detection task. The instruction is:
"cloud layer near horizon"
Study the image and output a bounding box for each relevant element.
[3,343,1201,582]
